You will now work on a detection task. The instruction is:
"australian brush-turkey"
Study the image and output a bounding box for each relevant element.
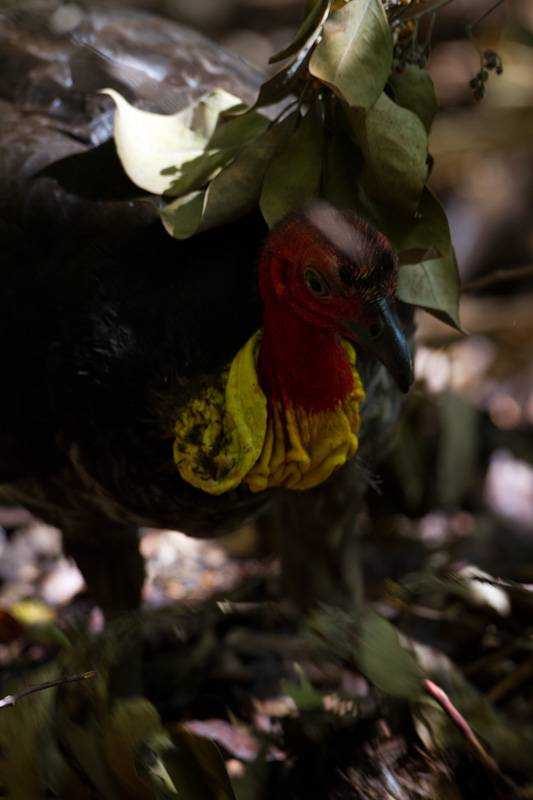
[0,3,413,614]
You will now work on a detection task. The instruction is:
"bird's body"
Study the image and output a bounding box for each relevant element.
[1,4,270,536]
[0,3,413,612]
[2,208,269,532]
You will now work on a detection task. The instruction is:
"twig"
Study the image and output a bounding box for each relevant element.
[423,679,533,799]
[390,0,456,24]
[486,653,533,704]
[420,9,438,53]
[0,670,97,709]
[465,0,505,45]
[424,679,499,772]
[460,264,533,294]
[388,0,456,66]
[462,637,523,678]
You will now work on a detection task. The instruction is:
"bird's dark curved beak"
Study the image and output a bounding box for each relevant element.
[342,298,414,394]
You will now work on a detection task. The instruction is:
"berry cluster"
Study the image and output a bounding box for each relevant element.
[470,49,503,101]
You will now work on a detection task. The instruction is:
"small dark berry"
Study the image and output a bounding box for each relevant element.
[496,65,503,75]
[481,70,489,81]
[473,87,485,101]
[470,77,481,89]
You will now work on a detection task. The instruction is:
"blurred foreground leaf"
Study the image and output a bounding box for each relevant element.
[0,633,236,799]
[161,727,236,800]
[0,664,60,799]
[281,664,325,712]
[357,609,427,703]
[307,606,430,704]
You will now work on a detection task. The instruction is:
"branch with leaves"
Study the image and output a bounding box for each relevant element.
[104,0,503,331]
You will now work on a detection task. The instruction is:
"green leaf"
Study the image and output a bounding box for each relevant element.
[163,727,237,800]
[102,88,259,195]
[58,713,119,800]
[309,0,392,111]
[281,664,325,711]
[387,186,452,260]
[102,697,162,799]
[270,0,331,63]
[306,606,429,703]
[158,191,206,240]
[163,111,270,197]
[324,135,451,261]
[357,610,428,703]
[39,733,90,800]
[200,112,296,230]
[136,736,180,800]
[0,665,60,800]
[260,107,323,227]
[388,65,439,134]
[247,44,312,112]
[159,112,296,239]
[324,131,458,328]
[323,125,363,210]
[397,249,463,331]
[347,91,428,214]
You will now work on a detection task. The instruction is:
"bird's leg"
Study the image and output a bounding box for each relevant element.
[62,520,145,696]
[62,521,144,617]
[279,462,367,612]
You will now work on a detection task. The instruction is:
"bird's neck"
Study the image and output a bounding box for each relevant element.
[173,307,365,495]
[258,304,355,413]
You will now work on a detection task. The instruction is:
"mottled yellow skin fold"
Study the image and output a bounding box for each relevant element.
[173,330,266,495]
[173,332,364,495]
[246,341,364,491]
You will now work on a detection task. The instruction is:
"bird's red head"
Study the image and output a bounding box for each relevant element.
[259,202,413,394]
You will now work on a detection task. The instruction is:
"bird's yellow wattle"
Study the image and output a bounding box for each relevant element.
[172,330,266,495]
[173,331,365,495]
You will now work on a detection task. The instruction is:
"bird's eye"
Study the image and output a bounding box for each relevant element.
[304,268,330,298]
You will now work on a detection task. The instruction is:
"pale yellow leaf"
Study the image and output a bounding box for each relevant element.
[102,88,244,194]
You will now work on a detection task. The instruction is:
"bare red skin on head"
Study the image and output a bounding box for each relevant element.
[256,206,398,413]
